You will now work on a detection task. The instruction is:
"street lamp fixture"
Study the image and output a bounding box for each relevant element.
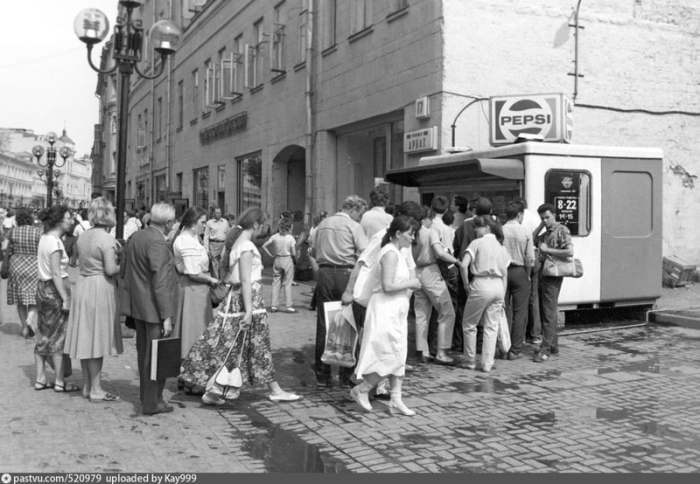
[33,133,70,207]
[74,0,181,240]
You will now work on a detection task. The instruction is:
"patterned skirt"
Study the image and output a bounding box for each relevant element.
[180,281,276,389]
[35,279,71,356]
[7,253,39,305]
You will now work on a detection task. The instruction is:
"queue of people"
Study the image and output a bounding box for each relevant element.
[0,188,572,418]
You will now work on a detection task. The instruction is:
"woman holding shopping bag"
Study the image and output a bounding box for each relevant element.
[350,215,422,416]
[179,207,301,406]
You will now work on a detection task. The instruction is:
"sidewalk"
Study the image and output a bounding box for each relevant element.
[2,269,700,473]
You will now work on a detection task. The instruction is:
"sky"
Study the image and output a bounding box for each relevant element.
[0,1,120,158]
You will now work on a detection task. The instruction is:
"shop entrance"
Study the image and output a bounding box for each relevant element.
[272,145,306,220]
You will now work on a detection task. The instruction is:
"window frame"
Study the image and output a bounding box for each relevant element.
[543,169,592,237]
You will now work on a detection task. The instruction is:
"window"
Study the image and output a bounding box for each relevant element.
[155,174,166,202]
[321,0,336,50]
[193,167,209,209]
[392,0,409,11]
[221,40,243,99]
[238,153,262,210]
[299,1,308,63]
[351,0,373,34]
[156,97,163,140]
[177,80,184,129]
[137,113,145,148]
[176,172,183,193]
[272,3,286,73]
[191,69,199,120]
[144,108,148,148]
[203,59,215,109]
[544,170,591,237]
[245,19,265,88]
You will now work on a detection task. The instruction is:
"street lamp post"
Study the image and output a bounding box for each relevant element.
[74,1,181,239]
[33,132,71,207]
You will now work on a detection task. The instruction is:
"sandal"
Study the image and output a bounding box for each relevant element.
[178,379,205,396]
[34,381,55,391]
[90,392,122,403]
[54,382,81,393]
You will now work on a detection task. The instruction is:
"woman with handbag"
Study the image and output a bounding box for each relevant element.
[34,205,80,392]
[4,207,42,339]
[180,207,301,406]
[64,197,123,402]
[172,206,220,395]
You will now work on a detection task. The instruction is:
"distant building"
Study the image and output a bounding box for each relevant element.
[0,127,92,209]
[94,0,700,260]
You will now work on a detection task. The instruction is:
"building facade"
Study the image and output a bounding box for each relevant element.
[0,128,93,209]
[96,0,700,260]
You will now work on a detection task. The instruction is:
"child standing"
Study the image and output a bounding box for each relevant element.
[262,218,297,313]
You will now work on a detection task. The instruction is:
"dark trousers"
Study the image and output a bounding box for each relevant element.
[135,319,167,414]
[505,266,530,355]
[526,257,542,340]
[438,261,461,352]
[452,273,468,350]
[538,273,563,356]
[315,266,353,382]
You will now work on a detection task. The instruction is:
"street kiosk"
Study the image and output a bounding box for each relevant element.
[384,142,664,315]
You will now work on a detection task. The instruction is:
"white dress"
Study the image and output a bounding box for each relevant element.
[354,244,411,378]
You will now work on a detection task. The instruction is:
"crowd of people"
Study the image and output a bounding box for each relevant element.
[0,188,573,417]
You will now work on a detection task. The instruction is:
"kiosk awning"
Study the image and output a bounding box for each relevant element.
[384,158,524,187]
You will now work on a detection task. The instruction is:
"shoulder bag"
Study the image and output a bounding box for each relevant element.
[205,291,247,399]
[1,228,14,279]
[542,254,583,278]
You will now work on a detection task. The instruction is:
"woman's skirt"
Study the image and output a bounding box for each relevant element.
[35,279,70,357]
[7,253,38,305]
[64,274,122,360]
[180,281,275,389]
[174,273,214,359]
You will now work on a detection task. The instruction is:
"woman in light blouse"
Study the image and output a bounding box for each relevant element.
[180,207,301,405]
[173,206,220,395]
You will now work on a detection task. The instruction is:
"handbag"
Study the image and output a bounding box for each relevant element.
[205,291,247,398]
[1,229,13,280]
[542,254,583,278]
[209,283,230,308]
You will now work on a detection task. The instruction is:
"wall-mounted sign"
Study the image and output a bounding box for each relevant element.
[490,93,573,146]
[415,97,430,119]
[404,126,439,154]
[199,112,247,145]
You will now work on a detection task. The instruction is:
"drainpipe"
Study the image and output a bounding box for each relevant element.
[570,0,584,102]
[165,0,173,199]
[304,1,314,228]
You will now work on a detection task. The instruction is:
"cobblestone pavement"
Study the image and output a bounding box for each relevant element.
[2,268,700,473]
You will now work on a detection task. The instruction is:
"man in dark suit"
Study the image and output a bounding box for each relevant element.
[120,203,179,415]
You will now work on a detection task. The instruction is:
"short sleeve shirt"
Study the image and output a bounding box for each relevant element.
[538,222,572,262]
[38,234,69,281]
[77,228,119,276]
[173,231,210,275]
[266,233,296,257]
[229,240,263,284]
[466,234,511,278]
[413,227,442,267]
[313,212,368,266]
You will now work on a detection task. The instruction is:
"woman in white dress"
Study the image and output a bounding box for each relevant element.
[351,215,422,416]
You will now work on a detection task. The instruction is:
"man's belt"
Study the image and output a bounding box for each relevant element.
[416,262,438,269]
[209,239,225,243]
[319,264,354,270]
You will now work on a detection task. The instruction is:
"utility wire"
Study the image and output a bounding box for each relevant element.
[576,102,700,117]
[0,48,83,71]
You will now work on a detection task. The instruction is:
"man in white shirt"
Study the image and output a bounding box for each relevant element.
[514,197,543,345]
[360,187,393,239]
[3,208,16,230]
[204,207,230,277]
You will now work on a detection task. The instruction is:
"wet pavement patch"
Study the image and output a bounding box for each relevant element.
[448,378,520,394]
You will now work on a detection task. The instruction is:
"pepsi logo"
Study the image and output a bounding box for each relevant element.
[561,177,574,189]
[498,98,553,140]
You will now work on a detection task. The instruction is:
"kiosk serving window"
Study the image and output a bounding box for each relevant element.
[544,170,591,237]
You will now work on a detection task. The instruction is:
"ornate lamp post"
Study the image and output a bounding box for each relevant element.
[74,1,181,239]
[33,132,71,207]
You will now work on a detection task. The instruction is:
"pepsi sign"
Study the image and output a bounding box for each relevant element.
[490,93,573,145]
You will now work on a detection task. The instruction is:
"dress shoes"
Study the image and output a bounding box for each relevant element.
[144,404,175,415]
[349,387,373,412]
[507,351,522,361]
